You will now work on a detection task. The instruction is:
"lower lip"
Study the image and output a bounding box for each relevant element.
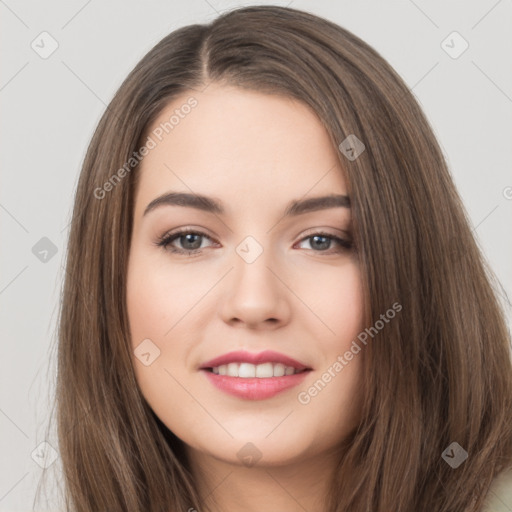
[201,369,311,400]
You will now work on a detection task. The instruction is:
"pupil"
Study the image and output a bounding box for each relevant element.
[311,235,330,250]
[182,234,202,250]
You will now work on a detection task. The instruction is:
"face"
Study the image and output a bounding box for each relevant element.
[126,83,365,468]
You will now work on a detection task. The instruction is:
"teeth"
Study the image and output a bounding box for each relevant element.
[227,362,239,376]
[211,362,301,378]
[257,362,274,378]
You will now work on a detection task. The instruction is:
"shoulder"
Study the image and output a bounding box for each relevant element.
[482,468,512,511]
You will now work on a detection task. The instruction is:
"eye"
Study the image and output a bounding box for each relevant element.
[156,228,216,255]
[155,228,353,256]
[295,231,352,254]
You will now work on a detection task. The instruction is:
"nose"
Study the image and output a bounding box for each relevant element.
[219,249,292,330]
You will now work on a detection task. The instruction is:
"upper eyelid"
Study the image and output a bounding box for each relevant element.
[161,227,349,240]
[161,228,218,244]
[162,222,350,237]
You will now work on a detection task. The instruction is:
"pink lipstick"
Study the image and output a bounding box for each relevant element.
[199,350,312,400]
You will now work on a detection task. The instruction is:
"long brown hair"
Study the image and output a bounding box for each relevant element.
[52,5,512,511]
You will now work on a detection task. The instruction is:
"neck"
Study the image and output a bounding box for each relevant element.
[186,445,341,512]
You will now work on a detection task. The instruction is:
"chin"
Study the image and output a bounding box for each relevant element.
[199,430,318,468]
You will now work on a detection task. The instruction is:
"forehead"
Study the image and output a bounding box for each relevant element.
[134,84,348,216]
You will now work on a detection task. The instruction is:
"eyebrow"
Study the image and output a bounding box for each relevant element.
[143,191,350,217]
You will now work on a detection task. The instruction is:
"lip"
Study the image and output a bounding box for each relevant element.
[199,350,311,371]
[201,369,311,400]
[199,349,313,401]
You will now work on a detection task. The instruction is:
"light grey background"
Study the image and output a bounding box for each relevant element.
[1,0,511,510]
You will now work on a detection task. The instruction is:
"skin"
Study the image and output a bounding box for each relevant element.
[126,83,365,512]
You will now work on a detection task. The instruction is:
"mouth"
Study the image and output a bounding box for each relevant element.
[199,350,313,400]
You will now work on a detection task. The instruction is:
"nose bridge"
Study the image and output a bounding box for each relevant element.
[220,234,291,327]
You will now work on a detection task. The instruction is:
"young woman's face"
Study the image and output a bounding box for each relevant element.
[127,83,365,467]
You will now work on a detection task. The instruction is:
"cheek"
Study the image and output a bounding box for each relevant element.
[126,249,189,400]
[126,249,207,348]
[126,250,203,435]
[272,258,365,441]
[291,257,364,340]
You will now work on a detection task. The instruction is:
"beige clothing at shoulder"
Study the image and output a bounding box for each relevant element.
[483,468,512,511]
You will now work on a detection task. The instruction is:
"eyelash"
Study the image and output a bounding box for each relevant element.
[155,228,353,256]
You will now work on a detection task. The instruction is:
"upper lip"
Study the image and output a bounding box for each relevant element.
[200,350,312,371]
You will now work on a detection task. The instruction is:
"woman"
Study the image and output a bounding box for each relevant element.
[54,5,512,511]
